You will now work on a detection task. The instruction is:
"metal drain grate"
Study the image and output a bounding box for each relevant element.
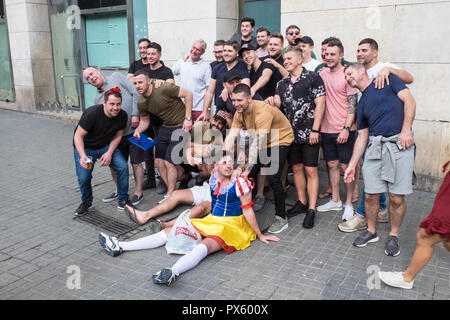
[74,211,139,238]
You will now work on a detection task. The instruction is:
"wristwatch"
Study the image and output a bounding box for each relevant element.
[185,116,192,121]
[343,126,350,131]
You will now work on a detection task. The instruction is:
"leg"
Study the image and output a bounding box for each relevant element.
[388,193,407,237]
[109,149,129,203]
[256,172,266,197]
[159,201,211,229]
[164,161,179,196]
[119,228,170,252]
[327,160,341,203]
[110,168,118,194]
[126,188,195,224]
[132,163,144,197]
[73,148,95,205]
[365,193,381,234]
[403,229,444,282]
[292,163,307,205]
[155,158,168,186]
[340,162,355,206]
[304,166,318,210]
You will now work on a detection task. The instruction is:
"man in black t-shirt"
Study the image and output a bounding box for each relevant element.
[73,89,129,216]
[240,43,277,99]
[127,38,151,81]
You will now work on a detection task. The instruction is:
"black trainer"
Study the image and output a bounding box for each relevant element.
[286,200,308,218]
[353,230,379,247]
[74,202,92,217]
[302,209,315,229]
[385,235,401,257]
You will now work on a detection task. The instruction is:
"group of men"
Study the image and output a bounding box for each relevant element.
[72,16,421,286]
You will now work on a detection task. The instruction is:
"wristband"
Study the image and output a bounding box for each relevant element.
[185,116,192,121]
[311,129,319,133]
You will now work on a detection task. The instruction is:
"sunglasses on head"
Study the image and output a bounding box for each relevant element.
[288,31,300,36]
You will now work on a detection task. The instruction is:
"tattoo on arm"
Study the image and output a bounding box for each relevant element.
[347,94,357,114]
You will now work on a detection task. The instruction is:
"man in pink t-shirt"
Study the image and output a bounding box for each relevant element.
[317,39,358,220]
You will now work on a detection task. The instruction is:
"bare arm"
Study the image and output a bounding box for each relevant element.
[240,192,280,243]
[178,87,193,131]
[344,128,369,183]
[309,95,325,145]
[337,94,357,144]
[250,68,273,97]
[375,67,414,88]
[100,129,124,166]
[199,79,217,121]
[396,88,416,149]
[73,126,89,168]
[133,114,150,139]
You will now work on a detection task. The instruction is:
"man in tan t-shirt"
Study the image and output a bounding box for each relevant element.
[132,69,193,199]
[225,83,294,234]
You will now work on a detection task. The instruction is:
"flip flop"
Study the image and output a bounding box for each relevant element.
[319,191,332,199]
[125,205,145,226]
[352,196,359,203]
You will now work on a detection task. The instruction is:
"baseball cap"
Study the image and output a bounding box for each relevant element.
[223,70,242,83]
[213,110,228,125]
[295,36,314,46]
[238,43,257,56]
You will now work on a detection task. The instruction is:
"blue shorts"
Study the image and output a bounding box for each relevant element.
[321,131,356,164]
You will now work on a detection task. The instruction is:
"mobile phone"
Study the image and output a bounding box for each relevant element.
[396,140,403,150]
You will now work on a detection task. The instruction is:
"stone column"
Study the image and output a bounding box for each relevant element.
[5,0,56,112]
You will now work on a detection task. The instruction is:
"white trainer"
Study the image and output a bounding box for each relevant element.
[378,271,414,289]
[317,200,343,212]
[342,205,354,221]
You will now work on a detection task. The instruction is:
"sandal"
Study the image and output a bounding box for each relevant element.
[319,191,332,199]
[125,204,146,226]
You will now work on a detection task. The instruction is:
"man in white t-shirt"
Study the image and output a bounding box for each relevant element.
[338,37,414,233]
[297,36,321,72]
[171,40,212,121]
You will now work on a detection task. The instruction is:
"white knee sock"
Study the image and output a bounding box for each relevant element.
[171,243,208,275]
[119,231,167,251]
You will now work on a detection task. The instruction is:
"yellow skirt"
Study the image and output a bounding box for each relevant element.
[191,214,256,254]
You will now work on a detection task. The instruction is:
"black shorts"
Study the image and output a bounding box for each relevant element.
[289,142,320,167]
[118,134,148,165]
[321,131,356,164]
[155,126,188,164]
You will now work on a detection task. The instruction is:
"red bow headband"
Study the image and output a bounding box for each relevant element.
[104,86,122,100]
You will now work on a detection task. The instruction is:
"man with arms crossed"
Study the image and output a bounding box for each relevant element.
[343,62,416,257]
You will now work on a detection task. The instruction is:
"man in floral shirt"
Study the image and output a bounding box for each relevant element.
[266,46,326,229]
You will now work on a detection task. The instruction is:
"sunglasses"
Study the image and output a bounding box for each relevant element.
[288,31,300,36]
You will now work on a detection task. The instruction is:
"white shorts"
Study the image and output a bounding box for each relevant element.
[190,182,211,206]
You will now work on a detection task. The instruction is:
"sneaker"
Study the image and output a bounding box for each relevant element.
[342,205,354,221]
[142,176,156,190]
[377,209,389,223]
[378,271,413,289]
[317,200,343,212]
[156,179,168,195]
[73,202,93,217]
[302,209,315,229]
[98,232,123,257]
[102,192,118,203]
[158,194,169,204]
[385,235,401,257]
[268,215,288,234]
[253,195,265,212]
[130,194,144,206]
[338,214,367,233]
[117,200,129,210]
[286,200,308,218]
[353,230,379,247]
[152,268,179,285]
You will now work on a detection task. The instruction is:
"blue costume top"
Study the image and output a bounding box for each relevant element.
[209,173,254,217]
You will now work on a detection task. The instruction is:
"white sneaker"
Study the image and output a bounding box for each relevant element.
[317,200,343,212]
[378,271,414,289]
[342,205,354,221]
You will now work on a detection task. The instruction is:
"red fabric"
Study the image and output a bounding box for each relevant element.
[193,226,236,254]
[419,170,450,239]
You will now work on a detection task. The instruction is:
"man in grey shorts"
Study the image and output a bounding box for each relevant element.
[343,62,416,257]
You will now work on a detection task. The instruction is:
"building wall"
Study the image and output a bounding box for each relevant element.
[147,0,239,67]
[5,0,56,112]
[281,0,450,192]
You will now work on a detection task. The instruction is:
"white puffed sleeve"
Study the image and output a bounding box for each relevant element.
[235,176,254,197]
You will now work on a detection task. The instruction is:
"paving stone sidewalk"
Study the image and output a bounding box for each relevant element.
[0,109,448,300]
